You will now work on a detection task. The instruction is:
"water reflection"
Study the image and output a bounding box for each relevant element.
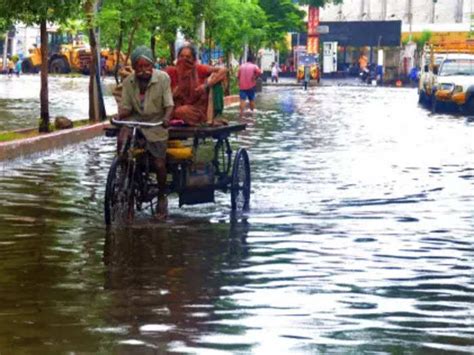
[0,75,117,131]
[102,220,250,353]
[0,84,473,353]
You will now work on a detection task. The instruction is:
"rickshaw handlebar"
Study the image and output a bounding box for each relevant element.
[111,118,163,128]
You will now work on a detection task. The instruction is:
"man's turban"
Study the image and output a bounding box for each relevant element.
[131,46,154,66]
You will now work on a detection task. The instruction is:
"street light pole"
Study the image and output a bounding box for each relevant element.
[431,0,437,23]
[407,0,413,36]
[2,35,7,71]
[359,0,365,20]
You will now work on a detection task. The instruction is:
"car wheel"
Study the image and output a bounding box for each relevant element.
[464,97,474,116]
[418,91,425,105]
[431,97,439,114]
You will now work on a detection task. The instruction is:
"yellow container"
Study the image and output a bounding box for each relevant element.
[168,140,184,148]
[166,147,193,160]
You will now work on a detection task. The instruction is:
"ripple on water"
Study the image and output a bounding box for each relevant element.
[0,85,473,353]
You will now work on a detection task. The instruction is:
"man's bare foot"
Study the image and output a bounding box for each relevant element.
[155,196,168,221]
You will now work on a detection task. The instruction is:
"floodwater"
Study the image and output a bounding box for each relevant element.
[0,83,473,354]
[0,74,117,131]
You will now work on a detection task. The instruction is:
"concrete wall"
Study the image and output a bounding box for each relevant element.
[321,0,472,25]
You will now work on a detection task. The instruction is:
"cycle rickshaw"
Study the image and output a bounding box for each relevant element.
[104,119,251,225]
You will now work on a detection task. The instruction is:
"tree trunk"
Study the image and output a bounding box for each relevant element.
[168,40,175,62]
[114,26,124,84]
[86,0,106,122]
[150,28,156,61]
[123,23,138,65]
[39,20,50,133]
[225,50,231,96]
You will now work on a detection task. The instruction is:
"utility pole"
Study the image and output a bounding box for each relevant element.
[2,35,7,71]
[381,0,387,20]
[455,0,464,23]
[431,0,437,24]
[359,0,365,20]
[406,0,413,35]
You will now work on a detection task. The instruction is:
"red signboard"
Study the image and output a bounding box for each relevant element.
[307,6,319,36]
[307,36,319,55]
[307,6,320,54]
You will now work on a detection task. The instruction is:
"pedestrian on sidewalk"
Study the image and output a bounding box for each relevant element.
[303,65,311,90]
[7,57,15,77]
[237,54,261,116]
[271,62,280,83]
[15,59,21,77]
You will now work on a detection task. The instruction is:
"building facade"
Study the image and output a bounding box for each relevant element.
[320,0,471,26]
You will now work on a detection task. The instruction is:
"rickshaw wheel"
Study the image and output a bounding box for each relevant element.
[104,156,135,225]
[214,138,232,181]
[231,148,251,211]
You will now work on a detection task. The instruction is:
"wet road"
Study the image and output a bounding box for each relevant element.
[0,75,117,131]
[0,84,473,353]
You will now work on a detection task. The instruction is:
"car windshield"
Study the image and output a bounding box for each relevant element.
[439,59,474,76]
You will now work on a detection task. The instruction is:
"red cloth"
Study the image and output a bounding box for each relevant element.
[165,64,213,125]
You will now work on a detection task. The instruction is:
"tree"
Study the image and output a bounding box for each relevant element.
[84,0,106,122]
[0,0,82,132]
[208,0,266,62]
[258,0,305,47]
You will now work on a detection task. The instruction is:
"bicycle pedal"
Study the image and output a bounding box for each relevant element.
[143,187,160,201]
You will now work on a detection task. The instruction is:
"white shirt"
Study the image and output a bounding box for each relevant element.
[271,65,280,76]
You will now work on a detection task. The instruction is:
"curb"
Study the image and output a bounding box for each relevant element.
[0,95,241,162]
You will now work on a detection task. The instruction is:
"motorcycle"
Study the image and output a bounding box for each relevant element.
[359,63,378,84]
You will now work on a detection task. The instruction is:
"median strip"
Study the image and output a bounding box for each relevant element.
[0,95,240,161]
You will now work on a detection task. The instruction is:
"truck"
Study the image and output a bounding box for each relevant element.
[418,44,472,100]
[258,48,276,80]
[21,30,123,74]
[430,53,474,114]
[417,42,474,113]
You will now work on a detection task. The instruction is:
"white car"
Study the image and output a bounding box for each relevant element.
[431,53,474,114]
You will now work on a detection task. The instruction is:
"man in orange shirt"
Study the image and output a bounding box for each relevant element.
[358,53,368,72]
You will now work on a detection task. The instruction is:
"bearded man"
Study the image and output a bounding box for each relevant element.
[165,45,226,125]
[118,45,174,220]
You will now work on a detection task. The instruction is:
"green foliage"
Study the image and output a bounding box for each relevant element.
[418,30,432,47]
[0,0,82,25]
[209,0,266,60]
[259,0,305,46]
[0,17,11,34]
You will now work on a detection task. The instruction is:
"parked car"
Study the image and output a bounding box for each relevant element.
[430,53,474,114]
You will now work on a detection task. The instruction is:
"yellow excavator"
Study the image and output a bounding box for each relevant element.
[21,31,124,74]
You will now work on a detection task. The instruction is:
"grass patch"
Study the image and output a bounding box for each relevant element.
[0,118,108,143]
[0,130,38,142]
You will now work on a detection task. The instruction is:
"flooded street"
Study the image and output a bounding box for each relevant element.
[0,75,117,131]
[0,83,473,353]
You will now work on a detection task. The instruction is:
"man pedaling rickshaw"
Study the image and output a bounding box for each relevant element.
[117,46,174,220]
[115,45,228,220]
